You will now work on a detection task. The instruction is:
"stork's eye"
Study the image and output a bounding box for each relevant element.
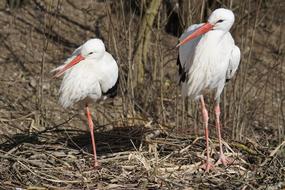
[88,52,94,55]
[216,19,224,23]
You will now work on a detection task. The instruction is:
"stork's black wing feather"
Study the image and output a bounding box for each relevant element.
[102,77,119,98]
[177,54,186,84]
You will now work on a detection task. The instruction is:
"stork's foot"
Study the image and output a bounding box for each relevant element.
[216,154,234,166]
[93,160,100,169]
[200,161,214,172]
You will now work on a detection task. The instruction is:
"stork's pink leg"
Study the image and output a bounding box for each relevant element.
[200,96,214,172]
[85,104,99,168]
[215,104,232,166]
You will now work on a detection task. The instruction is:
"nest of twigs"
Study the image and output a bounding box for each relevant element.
[0,126,284,189]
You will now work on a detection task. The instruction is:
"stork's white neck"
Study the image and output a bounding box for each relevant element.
[195,30,233,61]
[203,30,227,45]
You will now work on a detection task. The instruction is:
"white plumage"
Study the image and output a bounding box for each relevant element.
[52,38,119,168]
[177,8,240,172]
[53,39,119,108]
[178,12,240,101]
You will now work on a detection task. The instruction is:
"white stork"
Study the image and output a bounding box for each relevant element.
[177,8,240,172]
[52,38,119,168]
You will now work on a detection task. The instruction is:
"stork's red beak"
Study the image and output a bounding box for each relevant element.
[176,23,213,47]
[54,54,84,78]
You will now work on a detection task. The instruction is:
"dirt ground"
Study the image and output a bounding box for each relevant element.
[0,0,284,189]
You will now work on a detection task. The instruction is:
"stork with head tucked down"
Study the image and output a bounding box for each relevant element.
[52,38,119,168]
[176,8,240,172]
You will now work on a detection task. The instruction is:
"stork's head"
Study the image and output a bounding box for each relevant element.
[177,8,235,47]
[208,8,235,32]
[81,38,106,59]
[53,38,106,78]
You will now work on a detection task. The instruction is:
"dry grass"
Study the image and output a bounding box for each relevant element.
[1,128,285,189]
[0,0,284,189]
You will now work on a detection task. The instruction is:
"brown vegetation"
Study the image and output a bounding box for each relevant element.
[0,0,284,189]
